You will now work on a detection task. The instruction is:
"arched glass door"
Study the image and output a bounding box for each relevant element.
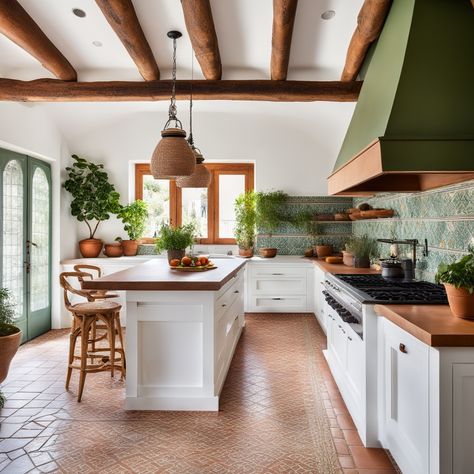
[0,149,51,342]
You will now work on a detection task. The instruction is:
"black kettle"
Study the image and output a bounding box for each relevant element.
[381,259,404,278]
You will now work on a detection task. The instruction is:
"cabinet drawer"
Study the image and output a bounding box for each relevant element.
[249,295,307,312]
[216,274,244,320]
[249,265,307,279]
[252,277,306,295]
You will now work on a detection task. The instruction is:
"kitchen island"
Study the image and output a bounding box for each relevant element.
[83,258,246,411]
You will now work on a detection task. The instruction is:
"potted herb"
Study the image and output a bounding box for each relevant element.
[155,223,196,263]
[0,289,21,407]
[255,191,289,258]
[435,245,474,319]
[63,155,121,257]
[117,200,149,256]
[234,191,257,258]
[346,235,378,268]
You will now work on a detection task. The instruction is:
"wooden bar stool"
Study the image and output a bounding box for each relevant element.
[60,272,126,402]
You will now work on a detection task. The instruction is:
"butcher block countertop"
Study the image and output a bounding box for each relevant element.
[375,304,474,347]
[82,258,246,291]
[311,259,380,275]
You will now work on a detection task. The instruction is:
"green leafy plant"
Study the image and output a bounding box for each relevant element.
[117,200,149,240]
[63,155,121,239]
[293,211,325,245]
[435,245,474,293]
[234,191,257,249]
[155,223,196,252]
[255,191,289,237]
[346,235,378,259]
[0,288,17,337]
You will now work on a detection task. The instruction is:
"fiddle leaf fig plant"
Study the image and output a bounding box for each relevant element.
[117,200,149,241]
[435,245,474,293]
[63,155,121,239]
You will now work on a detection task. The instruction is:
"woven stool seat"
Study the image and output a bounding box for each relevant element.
[72,300,122,315]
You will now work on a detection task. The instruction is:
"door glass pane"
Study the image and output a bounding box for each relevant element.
[181,188,208,238]
[218,174,245,239]
[142,177,170,237]
[2,160,24,319]
[30,168,50,312]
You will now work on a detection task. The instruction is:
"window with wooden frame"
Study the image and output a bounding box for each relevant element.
[135,163,254,244]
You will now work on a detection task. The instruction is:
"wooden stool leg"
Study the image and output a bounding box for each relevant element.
[108,315,116,378]
[78,315,93,402]
[115,313,126,379]
[66,321,79,390]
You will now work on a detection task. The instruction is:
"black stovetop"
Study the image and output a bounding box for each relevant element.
[334,274,448,304]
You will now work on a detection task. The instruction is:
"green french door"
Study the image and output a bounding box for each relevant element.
[0,148,52,342]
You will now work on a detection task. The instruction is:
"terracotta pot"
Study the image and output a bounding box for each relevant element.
[354,256,371,268]
[167,249,185,263]
[0,326,22,384]
[239,247,254,258]
[259,248,278,258]
[342,251,354,267]
[78,239,103,258]
[444,284,474,319]
[121,240,139,256]
[304,247,314,258]
[104,243,123,258]
[315,245,333,259]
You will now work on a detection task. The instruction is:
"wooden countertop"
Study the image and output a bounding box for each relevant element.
[311,259,380,275]
[375,304,474,347]
[82,258,246,291]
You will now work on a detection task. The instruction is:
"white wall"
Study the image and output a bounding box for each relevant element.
[56,100,355,245]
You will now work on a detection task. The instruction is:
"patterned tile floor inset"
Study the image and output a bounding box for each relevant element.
[0,314,397,473]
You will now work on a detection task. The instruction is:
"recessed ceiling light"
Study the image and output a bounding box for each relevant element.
[92,40,103,47]
[321,10,336,20]
[72,8,86,18]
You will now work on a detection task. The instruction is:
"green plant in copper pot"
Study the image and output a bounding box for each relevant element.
[117,200,149,256]
[234,191,257,257]
[346,235,378,268]
[155,223,196,263]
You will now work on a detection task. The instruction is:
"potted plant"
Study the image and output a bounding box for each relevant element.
[117,200,149,256]
[346,235,378,268]
[255,191,289,258]
[342,244,354,267]
[0,289,22,407]
[435,245,474,319]
[64,155,121,258]
[234,191,257,258]
[104,239,124,258]
[155,223,196,263]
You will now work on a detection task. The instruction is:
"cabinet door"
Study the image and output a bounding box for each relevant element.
[346,330,364,408]
[313,267,326,331]
[332,317,348,371]
[382,319,430,474]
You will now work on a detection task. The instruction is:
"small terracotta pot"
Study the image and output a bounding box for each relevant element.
[342,251,354,267]
[104,243,123,258]
[315,245,333,259]
[121,240,139,256]
[304,247,314,258]
[167,249,185,263]
[444,284,474,319]
[354,256,370,268]
[259,248,278,258]
[0,326,22,384]
[239,247,254,258]
[79,239,103,258]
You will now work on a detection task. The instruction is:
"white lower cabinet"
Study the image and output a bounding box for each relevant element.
[379,318,430,474]
[313,265,327,332]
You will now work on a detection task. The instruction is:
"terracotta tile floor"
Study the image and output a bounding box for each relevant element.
[0,314,398,473]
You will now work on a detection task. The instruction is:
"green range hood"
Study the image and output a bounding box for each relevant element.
[328,0,474,196]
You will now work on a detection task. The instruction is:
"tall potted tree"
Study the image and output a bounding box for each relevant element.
[0,289,21,407]
[234,191,256,258]
[117,200,149,256]
[63,155,121,257]
[255,191,289,258]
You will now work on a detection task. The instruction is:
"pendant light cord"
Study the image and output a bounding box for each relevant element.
[188,48,194,147]
[166,36,181,128]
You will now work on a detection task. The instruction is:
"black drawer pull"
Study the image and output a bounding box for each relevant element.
[348,336,352,341]
[399,343,407,354]
[272,273,284,275]
[338,325,345,334]
[234,290,239,294]
[222,304,227,307]
[272,297,283,300]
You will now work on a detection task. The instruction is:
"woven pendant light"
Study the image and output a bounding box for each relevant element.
[176,51,211,188]
[151,31,195,179]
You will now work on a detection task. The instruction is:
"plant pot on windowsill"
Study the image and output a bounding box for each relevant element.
[259,248,278,258]
[104,242,123,258]
[354,256,371,268]
[315,245,333,259]
[239,247,254,258]
[443,284,474,319]
[0,324,22,384]
[121,240,139,256]
[79,239,103,258]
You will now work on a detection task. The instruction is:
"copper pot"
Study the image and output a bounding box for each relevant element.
[78,239,103,258]
[0,327,22,384]
[444,284,474,319]
[239,247,254,258]
[121,240,139,256]
[104,243,123,258]
[259,248,278,258]
[315,245,333,259]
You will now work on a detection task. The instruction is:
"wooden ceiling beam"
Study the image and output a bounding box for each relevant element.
[95,0,159,81]
[181,0,221,80]
[0,78,362,102]
[0,0,76,81]
[271,0,298,81]
[341,0,392,82]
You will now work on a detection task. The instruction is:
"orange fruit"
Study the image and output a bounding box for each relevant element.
[169,259,180,267]
[199,256,209,266]
[181,256,192,266]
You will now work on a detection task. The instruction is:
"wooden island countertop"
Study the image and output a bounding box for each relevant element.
[82,258,247,291]
[375,304,474,347]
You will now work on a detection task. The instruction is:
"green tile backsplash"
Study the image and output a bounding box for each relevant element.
[353,180,474,280]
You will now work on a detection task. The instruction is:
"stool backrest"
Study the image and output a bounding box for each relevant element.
[59,272,92,310]
[73,264,102,282]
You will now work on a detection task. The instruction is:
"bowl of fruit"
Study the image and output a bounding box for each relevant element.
[169,255,216,272]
